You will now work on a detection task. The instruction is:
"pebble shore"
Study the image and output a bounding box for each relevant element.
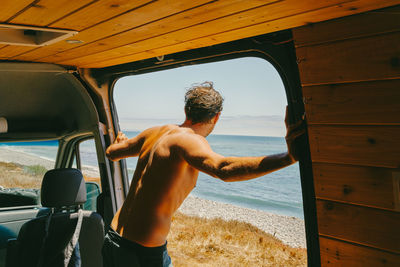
[179,195,306,248]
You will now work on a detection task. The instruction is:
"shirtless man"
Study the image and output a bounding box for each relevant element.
[102,82,304,267]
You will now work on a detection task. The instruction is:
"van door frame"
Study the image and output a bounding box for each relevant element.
[87,29,320,267]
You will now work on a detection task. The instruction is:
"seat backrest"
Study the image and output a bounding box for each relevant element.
[6,169,104,267]
[96,192,113,227]
[79,211,104,267]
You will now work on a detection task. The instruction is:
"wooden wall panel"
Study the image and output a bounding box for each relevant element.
[294,5,400,47]
[320,237,400,266]
[308,125,400,168]
[303,80,400,125]
[317,200,400,253]
[313,163,398,210]
[296,32,400,85]
[294,5,400,262]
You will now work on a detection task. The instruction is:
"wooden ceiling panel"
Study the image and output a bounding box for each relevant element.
[9,0,94,27]
[10,0,213,61]
[38,0,279,64]
[55,0,359,66]
[1,0,399,68]
[0,46,38,59]
[50,0,152,31]
[77,0,393,68]
[0,0,34,22]
[0,0,153,60]
[0,45,9,58]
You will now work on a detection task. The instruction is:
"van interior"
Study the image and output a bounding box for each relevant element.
[1,1,399,266]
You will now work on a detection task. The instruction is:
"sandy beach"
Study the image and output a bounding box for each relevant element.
[0,146,306,248]
[0,147,55,171]
[0,147,99,177]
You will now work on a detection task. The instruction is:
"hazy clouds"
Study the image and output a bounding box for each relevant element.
[119,115,285,137]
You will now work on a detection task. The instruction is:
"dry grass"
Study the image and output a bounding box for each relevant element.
[0,161,44,189]
[169,212,307,267]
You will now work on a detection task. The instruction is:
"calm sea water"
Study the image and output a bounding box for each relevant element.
[1,132,304,219]
[123,131,303,219]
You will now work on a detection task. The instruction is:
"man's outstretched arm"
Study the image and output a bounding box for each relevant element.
[178,134,296,182]
[106,131,145,161]
[178,112,305,182]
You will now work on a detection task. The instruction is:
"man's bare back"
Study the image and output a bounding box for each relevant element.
[109,125,203,247]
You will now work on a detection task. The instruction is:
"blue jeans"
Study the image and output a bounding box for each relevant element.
[102,228,173,267]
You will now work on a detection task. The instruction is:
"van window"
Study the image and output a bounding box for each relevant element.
[0,140,58,208]
[0,139,102,211]
[113,57,306,265]
[72,138,102,211]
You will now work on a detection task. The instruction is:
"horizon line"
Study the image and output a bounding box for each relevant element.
[120,129,284,138]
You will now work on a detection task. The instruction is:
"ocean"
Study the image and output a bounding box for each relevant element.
[0,132,304,219]
[123,131,303,219]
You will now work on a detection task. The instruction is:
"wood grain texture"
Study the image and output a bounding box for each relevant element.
[308,125,400,168]
[294,4,400,263]
[9,0,94,26]
[303,80,400,125]
[0,0,34,22]
[67,0,400,67]
[293,5,400,47]
[393,172,400,211]
[0,46,38,59]
[9,0,214,61]
[313,162,397,210]
[50,0,152,31]
[8,0,400,67]
[320,237,400,266]
[317,200,400,253]
[57,0,380,67]
[28,0,280,63]
[296,32,400,85]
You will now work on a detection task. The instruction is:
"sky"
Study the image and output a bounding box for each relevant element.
[113,57,288,137]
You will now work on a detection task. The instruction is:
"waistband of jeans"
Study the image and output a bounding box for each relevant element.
[107,227,167,254]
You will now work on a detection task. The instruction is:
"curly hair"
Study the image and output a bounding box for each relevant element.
[184,82,224,124]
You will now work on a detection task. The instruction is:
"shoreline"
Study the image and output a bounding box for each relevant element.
[0,146,55,171]
[0,147,99,177]
[179,195,306,248]
[0,147,306,248]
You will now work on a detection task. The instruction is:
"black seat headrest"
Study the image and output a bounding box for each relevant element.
[41,168,87,208]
